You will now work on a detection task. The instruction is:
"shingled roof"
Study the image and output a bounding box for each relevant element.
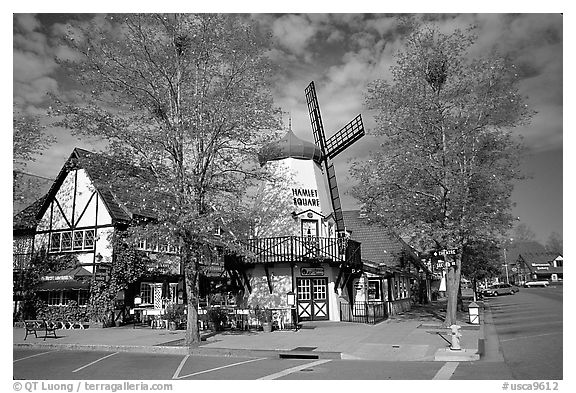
[13,148,161,232]
[13,171,53,215]
[342,210,422,272]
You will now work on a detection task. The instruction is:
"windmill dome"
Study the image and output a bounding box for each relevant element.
[258,130,323,166]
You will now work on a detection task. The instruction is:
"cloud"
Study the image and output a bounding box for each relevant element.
[271,14,318,57]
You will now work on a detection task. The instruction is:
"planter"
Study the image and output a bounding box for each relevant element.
[262,322,273,333]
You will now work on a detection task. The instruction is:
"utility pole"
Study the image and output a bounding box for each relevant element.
[504,247,510,284]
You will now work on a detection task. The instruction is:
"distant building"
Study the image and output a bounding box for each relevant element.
[505,241,563,284]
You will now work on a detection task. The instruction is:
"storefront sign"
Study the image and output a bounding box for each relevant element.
[42,275,73,281]
[292,188,321,207]
[300,267,324,276]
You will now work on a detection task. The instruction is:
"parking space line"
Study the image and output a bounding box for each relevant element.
[176,357,265,379]
[433,362,459,380]
[172,355,189,380]
[258,359,332,380]
[72,352,119,373]
[13,351,54,363]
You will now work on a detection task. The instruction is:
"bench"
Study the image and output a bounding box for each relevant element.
[24,320,59,340]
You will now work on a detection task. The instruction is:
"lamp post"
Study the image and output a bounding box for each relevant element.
[503,247,509,284]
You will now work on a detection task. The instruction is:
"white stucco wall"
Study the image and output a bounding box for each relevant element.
[244,263,342,321]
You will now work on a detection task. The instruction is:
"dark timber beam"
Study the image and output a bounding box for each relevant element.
[240,269,252,293]
[334,264,345,292]
[264,264,273,294]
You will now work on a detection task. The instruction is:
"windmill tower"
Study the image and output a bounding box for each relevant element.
[244,82,364,322]
[304,81,365,235]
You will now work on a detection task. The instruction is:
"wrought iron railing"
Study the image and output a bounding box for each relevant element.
[235,236,361,266]
[340,301,387,324]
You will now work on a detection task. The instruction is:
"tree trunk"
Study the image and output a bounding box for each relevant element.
[472,278,478,302]
[457,282,464,312]
[184,247,201,347]
[444,256,461,327]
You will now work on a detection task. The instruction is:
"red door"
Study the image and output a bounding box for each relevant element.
[297,277,329,321]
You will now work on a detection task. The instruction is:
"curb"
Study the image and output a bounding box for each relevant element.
[477,304,486,357]
[13,343,342,360]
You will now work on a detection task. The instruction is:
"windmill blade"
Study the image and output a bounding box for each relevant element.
[326,162,345,232]
[325,114,365,160]
[305,81,327,152]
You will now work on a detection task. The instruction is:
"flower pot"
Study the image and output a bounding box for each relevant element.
[262,322,272,333]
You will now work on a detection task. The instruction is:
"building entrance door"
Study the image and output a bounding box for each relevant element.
[296,277,329,321]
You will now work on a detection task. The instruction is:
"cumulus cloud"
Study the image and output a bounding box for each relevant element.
[272,14,318,57]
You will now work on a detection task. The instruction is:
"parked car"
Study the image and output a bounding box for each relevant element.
[524,280,549,288]
[482,283,517,297]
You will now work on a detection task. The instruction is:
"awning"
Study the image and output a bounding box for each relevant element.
[37,266,92,291]
[36,280,90,291]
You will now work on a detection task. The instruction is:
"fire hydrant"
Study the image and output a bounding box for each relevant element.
[450,324,462,351]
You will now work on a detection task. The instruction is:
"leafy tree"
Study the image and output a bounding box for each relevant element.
[13,110,55,166]
[50,14,280,345]
[513,223,537,242]
[545,231,563,255]
[461,240,502,301]
[351,23,531,326]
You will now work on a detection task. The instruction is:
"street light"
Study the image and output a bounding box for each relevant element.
[503,247,509,284]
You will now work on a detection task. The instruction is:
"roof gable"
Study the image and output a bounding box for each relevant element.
[342,210,419,268]
[14,148,162,231]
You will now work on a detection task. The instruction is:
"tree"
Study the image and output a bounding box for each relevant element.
[351,23,531,326]
[513,223,537,242]
[461,240,502,301]
[545,231,563,255]
[51,14,280,346]
[13,110,55,166]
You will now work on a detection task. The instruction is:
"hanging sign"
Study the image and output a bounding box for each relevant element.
[300,267,324,276]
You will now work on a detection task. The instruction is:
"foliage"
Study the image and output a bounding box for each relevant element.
[36,300,89,322]
[14,249,79,321]
[351,22,531,325]
[13,109,55,166]
[255,306,272,324]
[206,307,228,330]
[51,14,281,345]
[513,223,537,242]
[545,231,563,255]
[461,240,502,282]
[87,231,151,325]
[164,303,186,326]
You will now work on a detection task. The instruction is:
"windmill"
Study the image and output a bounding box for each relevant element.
[305,81,365,235]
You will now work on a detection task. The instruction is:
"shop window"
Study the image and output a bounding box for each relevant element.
[368,280,381,301]
[84,230,95,249]
[73,231,84,250]
[50,233,61,252]
[61,232,72,251]
[140,283,154,304]
[62,290,73,305]
[78,290,89,306]
[48,291,61,306]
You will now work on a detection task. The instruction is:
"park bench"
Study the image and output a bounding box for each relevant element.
[24,320,59,340]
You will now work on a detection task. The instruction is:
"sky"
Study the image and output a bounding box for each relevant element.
[10,9,564,245]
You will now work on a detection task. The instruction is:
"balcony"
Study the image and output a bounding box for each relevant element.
[232,236,361,267]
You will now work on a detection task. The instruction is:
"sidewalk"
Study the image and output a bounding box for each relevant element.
[13,300,481,362]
